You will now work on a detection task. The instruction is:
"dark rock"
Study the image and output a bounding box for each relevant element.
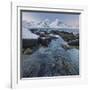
[38,37,52,47]
[29,29,37,33]
[68,39,79,46]
[22,39,39,49]
[51,31,77,42]
[23,48,32,54]
[39,32,46,37]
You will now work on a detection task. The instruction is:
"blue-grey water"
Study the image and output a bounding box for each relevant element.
[22,35,79,77]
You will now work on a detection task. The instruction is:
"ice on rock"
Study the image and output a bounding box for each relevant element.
[22,27,39,39]
[49,34,60,38]
[49,36,67,47]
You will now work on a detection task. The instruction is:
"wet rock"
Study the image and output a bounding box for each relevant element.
[38,37,52,47]
[22,37,79,77]
[68,39,79,46]
[22,39,39,49]
[23,48,32,55]
[51,31,77,42]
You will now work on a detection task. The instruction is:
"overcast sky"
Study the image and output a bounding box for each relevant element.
[22,11,80,27]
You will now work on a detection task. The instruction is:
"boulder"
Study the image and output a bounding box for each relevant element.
[38,37,52,47]
[22,39,38,49]
[23,48,32,54]
[68,39,79,46]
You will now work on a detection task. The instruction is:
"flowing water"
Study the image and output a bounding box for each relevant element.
[22,35,79,77]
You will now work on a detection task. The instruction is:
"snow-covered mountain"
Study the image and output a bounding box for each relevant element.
[50,19,68,28]
[22,19,79,38]
[22,19,79,29]
[22,20,38,29]
[37,19,50,28]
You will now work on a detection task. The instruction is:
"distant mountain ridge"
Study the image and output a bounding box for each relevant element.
[22,19,79,29]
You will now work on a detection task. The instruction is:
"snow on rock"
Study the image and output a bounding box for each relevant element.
[49,36,67,48]
[49,34,60,38]
[22,19,78,29]
[37,19,50,28]
[22,27,39,39]
[50,19,69,29]
[22,20,38,29]
[50,19,61,28]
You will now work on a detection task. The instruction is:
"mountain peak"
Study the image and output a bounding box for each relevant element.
[22,19,78,29]
[37,19,50,28]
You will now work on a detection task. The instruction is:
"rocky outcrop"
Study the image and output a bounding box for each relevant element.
[22,38,79,77]
[22,39,39,49]
[38,37,52,47]
[51,31,78,42]
[68,39,79,46]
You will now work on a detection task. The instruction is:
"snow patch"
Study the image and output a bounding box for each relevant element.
[22,27,39,39]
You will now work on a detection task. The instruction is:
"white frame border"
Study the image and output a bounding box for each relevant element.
[11,1,88,88]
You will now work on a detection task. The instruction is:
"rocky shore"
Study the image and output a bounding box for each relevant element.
[21,28,79,77]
